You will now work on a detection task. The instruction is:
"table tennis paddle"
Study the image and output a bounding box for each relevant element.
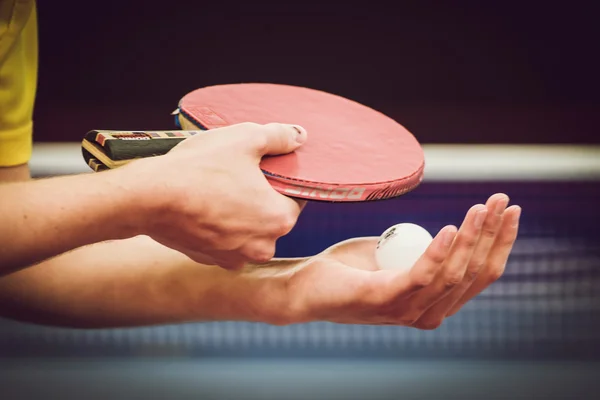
[81,83,425,202]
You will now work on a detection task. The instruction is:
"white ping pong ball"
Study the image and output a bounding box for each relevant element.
[375,223,433,271]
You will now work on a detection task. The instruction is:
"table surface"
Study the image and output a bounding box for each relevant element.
[1,358,599,400]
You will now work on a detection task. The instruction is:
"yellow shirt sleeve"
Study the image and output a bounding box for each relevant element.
[0,0,37,167]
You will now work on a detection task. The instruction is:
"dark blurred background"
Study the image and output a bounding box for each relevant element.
[34,1,599,144]
[3,3,599,399]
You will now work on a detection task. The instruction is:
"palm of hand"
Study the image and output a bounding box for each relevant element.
[287,237,402,325]
[284,194,521,329]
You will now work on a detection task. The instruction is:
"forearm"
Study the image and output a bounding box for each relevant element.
[0,164,31,183]
[0,169,143,275]
[0,235,303,328]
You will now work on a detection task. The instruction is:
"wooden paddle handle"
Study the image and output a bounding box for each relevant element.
[83,130,207,160]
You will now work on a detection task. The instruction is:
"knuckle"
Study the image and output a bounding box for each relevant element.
[263,122,286,139]
[410,272,436,290]
[250,134,270,153]
[464,269,479,283]
[269,210,298,236]
[501,234,518,246]
[278,213,298,235]
[487,264,506,283]
[466,259,486,280]
[247,243,277,264]
[481,226,497,239]
[443,272,464,289]
[461,234,479,248]
[202,231,231,251]
[424,247,446,264]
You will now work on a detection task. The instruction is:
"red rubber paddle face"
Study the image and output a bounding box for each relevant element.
[177,83,425,202]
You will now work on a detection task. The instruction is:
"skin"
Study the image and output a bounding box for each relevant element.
[0,123,521,329]
[0,122,308,275]
[285,196,520,328]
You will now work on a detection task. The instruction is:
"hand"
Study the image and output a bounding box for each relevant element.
[263,194,520,328]
[121,122,308,270]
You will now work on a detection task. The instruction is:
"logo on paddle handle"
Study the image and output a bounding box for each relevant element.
[110,133,152,140]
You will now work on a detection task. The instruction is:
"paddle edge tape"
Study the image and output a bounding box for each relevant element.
[265,166,425,202]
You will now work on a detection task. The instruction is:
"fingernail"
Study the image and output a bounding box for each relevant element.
[512,206,522,227]
[494,195,509,215]
[474,208,487,229]
[291,125,307,144]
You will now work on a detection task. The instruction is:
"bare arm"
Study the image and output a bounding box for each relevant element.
[0,154,518,330]
[0,234,300,328]
[0,123,309,274]
[0,165,518,330]
[0,164,300,328]
[0,168,144,276]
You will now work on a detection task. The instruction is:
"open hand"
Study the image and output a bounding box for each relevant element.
[276,194,520,328]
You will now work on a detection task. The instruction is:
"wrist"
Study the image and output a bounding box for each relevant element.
[114,156,188,238]
[90,168,148,239]
[105,156,183,238]
[206,258,310,325]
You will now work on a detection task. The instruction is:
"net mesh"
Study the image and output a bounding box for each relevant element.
[1,161,599,360]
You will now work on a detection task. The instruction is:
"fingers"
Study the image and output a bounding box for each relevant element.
[256,195,304,242]
[377,225,457,302]
[395,204,487,325]
[241,122,308,157]
[414,193,509,328]
[305,196,520,328]
[404,225,458,293]
[224,195,302,267]
[175,122,307,157]
[355,226,455,321]
[446,205,521,316]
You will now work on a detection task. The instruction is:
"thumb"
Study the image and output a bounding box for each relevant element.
[252,123,308,157]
